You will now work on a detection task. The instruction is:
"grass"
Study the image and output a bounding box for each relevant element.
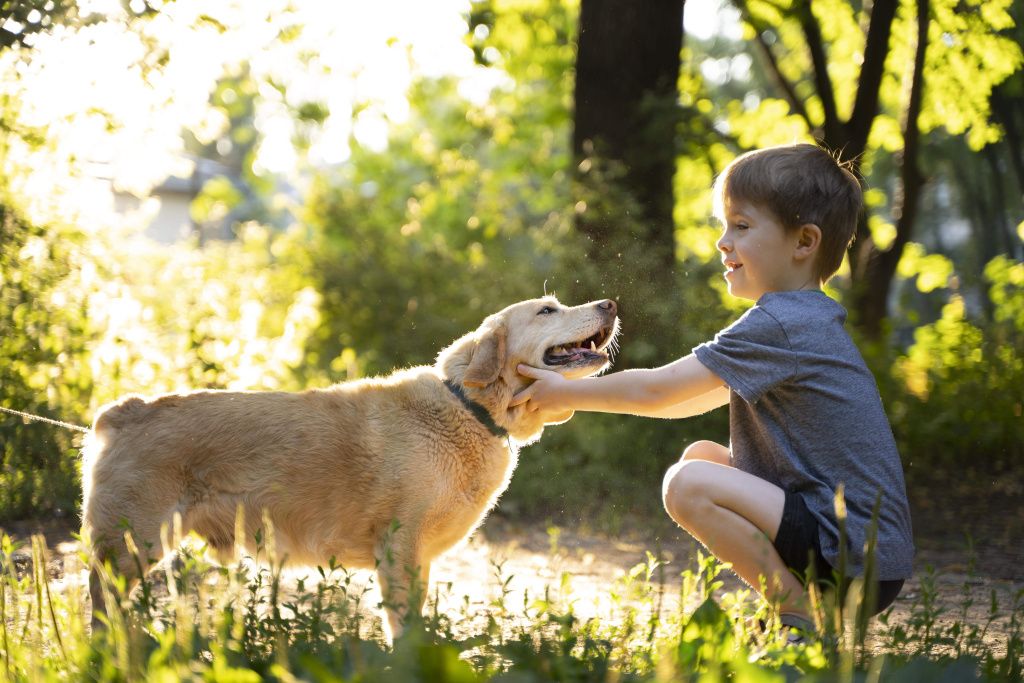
[0,529,1021,682]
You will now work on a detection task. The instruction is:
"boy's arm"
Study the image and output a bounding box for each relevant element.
[641,385,730,419]
[511,353,726,418]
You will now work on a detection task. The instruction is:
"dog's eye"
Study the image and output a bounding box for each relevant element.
[538,306,557,315]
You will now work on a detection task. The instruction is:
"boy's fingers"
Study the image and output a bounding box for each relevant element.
[517,363,561,380]
[516,364,544,378]
[509,387,532,407]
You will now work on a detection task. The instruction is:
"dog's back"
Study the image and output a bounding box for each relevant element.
[82,368,511,579]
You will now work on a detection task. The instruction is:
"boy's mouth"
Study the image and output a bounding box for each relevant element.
[725,261,742,272]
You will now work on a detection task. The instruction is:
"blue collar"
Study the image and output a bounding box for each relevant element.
[442,379,508,439]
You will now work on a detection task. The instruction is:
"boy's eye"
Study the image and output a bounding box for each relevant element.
[735,222,750,230]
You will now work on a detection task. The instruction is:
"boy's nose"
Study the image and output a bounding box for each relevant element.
[716,235,731,252]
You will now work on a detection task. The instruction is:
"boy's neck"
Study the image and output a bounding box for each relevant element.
[756,276,823,300]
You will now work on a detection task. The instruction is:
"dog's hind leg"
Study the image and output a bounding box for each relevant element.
[82,496,181,628]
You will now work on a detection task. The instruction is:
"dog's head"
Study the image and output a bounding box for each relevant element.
[436,296,619,442]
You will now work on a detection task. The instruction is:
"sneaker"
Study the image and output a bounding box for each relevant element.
[779,612,816,646]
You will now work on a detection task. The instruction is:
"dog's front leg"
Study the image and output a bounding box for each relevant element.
[375,524,430,644]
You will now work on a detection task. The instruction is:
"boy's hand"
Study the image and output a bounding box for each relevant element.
[510,364,569,412]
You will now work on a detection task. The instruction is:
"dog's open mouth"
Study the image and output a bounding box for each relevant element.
[543,325,615,367]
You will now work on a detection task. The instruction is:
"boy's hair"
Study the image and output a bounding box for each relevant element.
[712,143,863,283]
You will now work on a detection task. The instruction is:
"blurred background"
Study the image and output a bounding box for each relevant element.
[0,0,1021,535]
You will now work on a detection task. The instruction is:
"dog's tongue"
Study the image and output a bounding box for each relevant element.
[570,345,602,360]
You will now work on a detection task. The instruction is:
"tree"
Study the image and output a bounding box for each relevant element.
[570,0,686,365]
[731,0,1021,336]
[0,0,86,518]
[573,0,684,269]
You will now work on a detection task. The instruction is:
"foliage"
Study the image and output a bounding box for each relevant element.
[879,256,1024,469]
[0,0,1021,529]
[0,202,88,519]
[302,74,567,378]
[1,531,1022,681]
[0,7,1021,679]
[728,0,1023,158]
[0,0,77,51]
[0,198,320,518]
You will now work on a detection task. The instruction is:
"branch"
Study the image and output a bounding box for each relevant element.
[991,90,1024,198]
[847,0,899,154]
[850,0,929,337]
[796,0,841,140]
[734,0,815,132]
[883,0,928,270]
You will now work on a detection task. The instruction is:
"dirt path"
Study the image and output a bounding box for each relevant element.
[457,518,1023,652]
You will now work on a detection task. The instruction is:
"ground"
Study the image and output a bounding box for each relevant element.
[3,467,1022,656]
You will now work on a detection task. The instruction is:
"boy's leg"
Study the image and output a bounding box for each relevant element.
[681,440,732,466]
[662,447,808,616]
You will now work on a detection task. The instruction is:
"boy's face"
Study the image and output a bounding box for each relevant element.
[716,198,808,300]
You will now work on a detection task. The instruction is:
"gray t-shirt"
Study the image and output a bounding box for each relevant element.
[694,290,913,580]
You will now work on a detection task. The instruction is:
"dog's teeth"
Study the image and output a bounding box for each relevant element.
[590,341,597,351]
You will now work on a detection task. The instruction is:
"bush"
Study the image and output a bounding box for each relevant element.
[0,205,88,518]
[883,256,1024,470]
[0,207,320,520]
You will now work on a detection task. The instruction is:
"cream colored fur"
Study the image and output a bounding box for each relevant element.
[81,296,618,640]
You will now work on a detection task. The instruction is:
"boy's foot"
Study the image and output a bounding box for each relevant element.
[779,612,816,646]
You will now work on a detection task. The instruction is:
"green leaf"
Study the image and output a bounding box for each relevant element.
[896,242,954,293]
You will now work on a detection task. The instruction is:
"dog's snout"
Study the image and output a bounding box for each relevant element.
[597,299,617,315]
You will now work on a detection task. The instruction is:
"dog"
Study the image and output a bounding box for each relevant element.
[81,296,618,640]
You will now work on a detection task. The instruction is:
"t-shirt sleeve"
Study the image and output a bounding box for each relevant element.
[693,306,798,404]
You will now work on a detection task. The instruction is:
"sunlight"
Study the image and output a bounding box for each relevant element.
[3,3,1023,679]
[684,0,742,42]
[1,0,491,232]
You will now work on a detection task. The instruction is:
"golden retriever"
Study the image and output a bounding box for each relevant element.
[81,296,618,640]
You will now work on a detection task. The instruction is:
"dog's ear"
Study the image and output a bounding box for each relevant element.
[463,324,507,388]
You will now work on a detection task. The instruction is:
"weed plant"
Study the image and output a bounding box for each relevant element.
[0,527,1021,682]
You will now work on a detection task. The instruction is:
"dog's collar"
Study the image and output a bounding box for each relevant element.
[442,379,508,439]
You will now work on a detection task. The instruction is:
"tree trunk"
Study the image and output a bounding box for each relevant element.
[571,0,684,363]
[840,0,899,286]
[850,0,929,337]
[573,0,683,262]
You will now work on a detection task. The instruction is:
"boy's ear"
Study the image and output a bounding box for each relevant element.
[794,223,822,261]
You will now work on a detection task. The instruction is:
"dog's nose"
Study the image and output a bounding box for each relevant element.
[597,299,617,315]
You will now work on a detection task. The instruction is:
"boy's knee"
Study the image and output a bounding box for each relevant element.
[680,440,730,465]
[662,460,715,523]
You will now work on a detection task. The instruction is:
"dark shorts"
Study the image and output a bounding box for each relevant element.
[773,490,903,616]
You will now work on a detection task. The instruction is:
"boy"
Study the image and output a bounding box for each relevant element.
[510,143,913,634]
